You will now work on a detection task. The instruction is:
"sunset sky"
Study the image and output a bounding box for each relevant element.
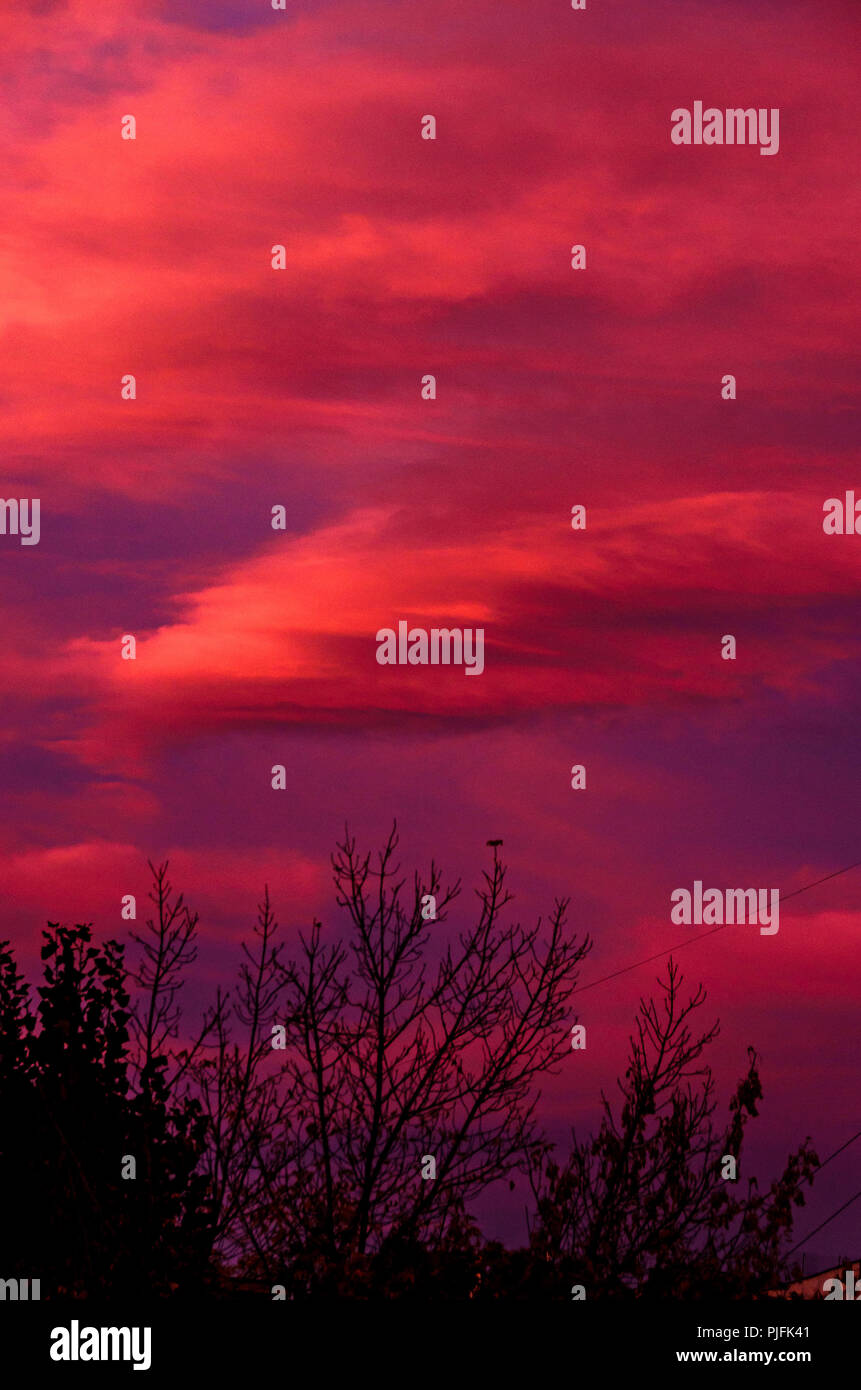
[1,0,859,1266]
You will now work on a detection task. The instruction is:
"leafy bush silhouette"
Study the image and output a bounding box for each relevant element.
[0,923,214,1298]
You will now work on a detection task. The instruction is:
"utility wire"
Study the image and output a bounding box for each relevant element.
[801,1128,861,1188]
[571,857,861,998]
[783,1185,861,1261]
[776,1129,861,1265]
[572,925,725,996]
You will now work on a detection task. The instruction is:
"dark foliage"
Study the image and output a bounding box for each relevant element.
[0,923,214,1298]
[0,839,820,1299]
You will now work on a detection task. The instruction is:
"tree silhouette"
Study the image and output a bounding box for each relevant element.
[0,844,824,1299]
[526,959,818,1298]
[0,923,214,1298]
[187,825,592,1288]
[129,860,202,1079]
[187,885,287,1274]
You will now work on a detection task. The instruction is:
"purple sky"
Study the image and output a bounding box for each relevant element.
[1,0,859,1263]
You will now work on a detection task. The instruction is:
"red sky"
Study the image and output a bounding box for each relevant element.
[1,0,859,1263]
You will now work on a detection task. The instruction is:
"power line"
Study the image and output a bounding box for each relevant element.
[572,926,725,996]
[779,859,861,904]
[783,1185,861,1261]
[802,1128,861,1186]
[571,857,861,998]
[773,1128,861,1268]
